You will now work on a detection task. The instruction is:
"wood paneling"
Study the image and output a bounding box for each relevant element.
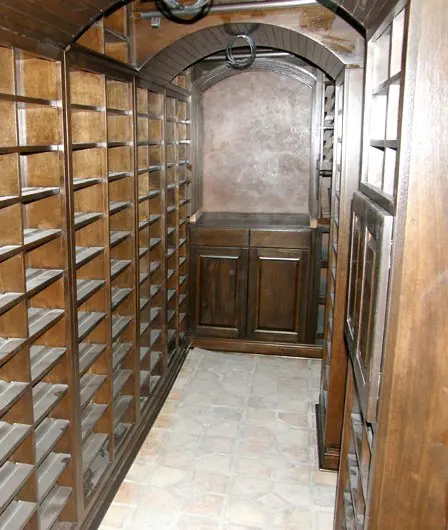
[368,0,448,527]
[190,246,248,338]
[247,247,310,343]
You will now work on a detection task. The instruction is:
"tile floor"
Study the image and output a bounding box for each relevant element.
[100,348,337,530]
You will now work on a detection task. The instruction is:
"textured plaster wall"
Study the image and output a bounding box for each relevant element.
[202,70,312,214]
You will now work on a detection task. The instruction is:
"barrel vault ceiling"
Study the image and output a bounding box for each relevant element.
[0,0,398,54]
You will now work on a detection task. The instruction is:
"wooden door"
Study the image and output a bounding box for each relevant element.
[247,248,310,343]
[345,192,393,422]
[189,246,248,338]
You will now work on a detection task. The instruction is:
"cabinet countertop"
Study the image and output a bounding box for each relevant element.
[191,212,311,230]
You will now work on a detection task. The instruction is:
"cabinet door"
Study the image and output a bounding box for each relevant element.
[247,248,310,343]
[345,192,393,422]
[190,246,248,338]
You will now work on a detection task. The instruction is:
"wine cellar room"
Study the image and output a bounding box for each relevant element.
[0,0,445,529]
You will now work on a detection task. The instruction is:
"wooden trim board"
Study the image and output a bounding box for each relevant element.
[191,337,323,358]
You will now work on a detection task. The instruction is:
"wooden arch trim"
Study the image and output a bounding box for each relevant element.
[193,57,317,92]
[141,22,346,86]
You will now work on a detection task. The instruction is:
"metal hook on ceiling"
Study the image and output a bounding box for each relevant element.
[155,0,213,24]
[226,34,257,70]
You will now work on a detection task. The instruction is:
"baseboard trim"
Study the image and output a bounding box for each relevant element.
[191,337,323,358]
[315,403,340,471]
[82,339,190,530]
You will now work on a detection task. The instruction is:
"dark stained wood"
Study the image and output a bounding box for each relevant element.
[367,0,448,527]
[189,227,249,247]
[189,213,321,347]
[247,247,309,343]
[190,246,248,339]
[191,337,323,358]
[316,66,364,471]
[250,229,311,249]
[345,192,393,423]
[194,212,310,229]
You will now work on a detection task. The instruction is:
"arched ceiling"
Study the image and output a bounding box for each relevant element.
[0,0,398,54]
[141,23,348,84]
[194,57,317,92]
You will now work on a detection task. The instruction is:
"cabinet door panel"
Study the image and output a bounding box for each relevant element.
[345,191,393,422]
[190,246,248,338]
[247,248,309,343]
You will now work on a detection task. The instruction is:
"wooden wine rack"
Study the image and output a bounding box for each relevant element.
[0,43,192,529]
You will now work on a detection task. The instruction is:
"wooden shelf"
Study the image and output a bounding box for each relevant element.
[81,404,107,442]
[0,381,28,416]
[0,292,23,316]
[78,311,106,341]
[112,342,132,371]
[74,212,103,230]
[80,374,106,410]
[39,485,72,530]
[0,338,24,366]
[30,346,66,383]
[0,422,31,467]
[109,200,131,216]
[0,462,34,512]
[77,279,105,306]
[75,246,104,268]
[28,308,64,340]
[111,287,132,311]
[110,230,131,247]
[35,418,70,466]
[111,315,132,341]
[26,268,63,297]
[37,452,70,502]
[113,395,132,427]
[112,369,132,399]
[83,433,108,475]
[33,383,68,425]
[0,499,37,529]
[23,228,61,251]
[111,259,131,280]
[150,330,161,347]
[79,343,106,376]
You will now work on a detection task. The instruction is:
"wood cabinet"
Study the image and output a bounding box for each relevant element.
[189,213,322,355]
[247,247,309,343]
[190,246,248,339]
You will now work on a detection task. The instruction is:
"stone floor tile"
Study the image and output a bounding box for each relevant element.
[183,493,224,518]
[102,348,336,529]
[126,508,179,530]
[113,481,144,505]
[311,470,338,487]
[149,466,189,487]
[225,498,270,529]
[177,515,220,529]
[101,503,135,528]
[314,510,335,530]
[273,507,313,530]
[124,457,156,484]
